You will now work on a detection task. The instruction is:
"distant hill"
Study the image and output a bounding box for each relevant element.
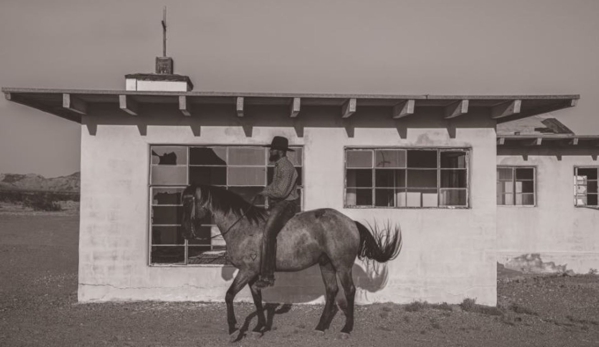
[0,172,80,192]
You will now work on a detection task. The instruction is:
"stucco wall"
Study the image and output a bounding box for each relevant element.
[78,104,497,305]
[497,148,599,274]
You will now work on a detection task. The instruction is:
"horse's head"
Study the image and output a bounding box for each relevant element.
[181,186,210,240]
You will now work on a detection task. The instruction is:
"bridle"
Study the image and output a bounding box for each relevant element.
[189,195,260,241]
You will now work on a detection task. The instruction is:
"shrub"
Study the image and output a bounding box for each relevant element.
[405,301,428,312]
[460,298,503,316]
[22,194,63,211]
[430,302,453,311]
[509,303,538,316]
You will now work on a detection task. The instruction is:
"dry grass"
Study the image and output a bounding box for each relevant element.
[460,298,504,316]
[3,214,599,347]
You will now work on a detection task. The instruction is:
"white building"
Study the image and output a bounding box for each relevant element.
[3,58,591,306]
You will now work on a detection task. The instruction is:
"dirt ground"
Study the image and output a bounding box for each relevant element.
[1,206,599,347]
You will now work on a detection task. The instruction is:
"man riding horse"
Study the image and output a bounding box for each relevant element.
[255,136,300,288]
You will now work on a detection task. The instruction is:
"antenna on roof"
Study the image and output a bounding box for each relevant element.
[161,6,167,57]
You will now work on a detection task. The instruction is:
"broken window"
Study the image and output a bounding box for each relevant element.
[497,167,535,206]
[149,145,303,266]
[345,148,469,208]
[574,167,598,207]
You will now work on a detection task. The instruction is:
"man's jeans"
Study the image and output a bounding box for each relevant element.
[260,198,299,280]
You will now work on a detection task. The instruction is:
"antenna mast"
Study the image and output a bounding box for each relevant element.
[162,6,167,57]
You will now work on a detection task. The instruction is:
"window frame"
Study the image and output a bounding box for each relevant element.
[496,166,537,207]
[573,166,599,208]
[343,146,471,209]
[147,144,304,267]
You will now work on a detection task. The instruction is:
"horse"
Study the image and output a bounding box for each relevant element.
[181,184,402,341]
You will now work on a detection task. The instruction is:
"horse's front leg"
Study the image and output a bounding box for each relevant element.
[248,277,267,336]
[226,269,254,341]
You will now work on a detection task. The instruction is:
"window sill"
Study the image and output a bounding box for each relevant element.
[148,264,233,268]
[343,206,470,210]
[497,205,537,208]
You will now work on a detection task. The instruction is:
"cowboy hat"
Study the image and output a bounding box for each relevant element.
[265,136,294,152]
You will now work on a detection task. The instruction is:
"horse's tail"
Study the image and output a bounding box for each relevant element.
[181,187,198,239]
[356,221,402,263]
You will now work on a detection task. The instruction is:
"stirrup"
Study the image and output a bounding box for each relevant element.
[255,277,275,288]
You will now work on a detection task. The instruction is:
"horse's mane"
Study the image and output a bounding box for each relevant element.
[193,185,267,225]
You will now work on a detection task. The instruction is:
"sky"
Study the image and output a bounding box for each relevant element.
[1,0,598,177]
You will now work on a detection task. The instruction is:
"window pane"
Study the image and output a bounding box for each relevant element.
[188,246,226,264]
[151,146,187,165]
[227,186,266,206]
[441,170,466,188]
[287,148,303,166]
[497,191,504,205]
[407,150,437,168]
[441,151,466,168]
[345,189,372,206]
[407,169,437,188]
[151,166,187,185]
[589,181,598,194]
[189,167,226,185]
[577,185,588,194]
[576,195,587,206]
[515,181,534,194]
[152,188,183,205]
[229,147,266,166]
[151,246,184,264]
[267,167,302,186]
[575,175,587,185]
[152,226,185,245]
[210,226,226,248]
[375,169,405,188]
[406,188,438,207]
[189,147,226,165]
[347,169,373,187]
[503,194,514,205]
[375,189,397,207]
[578,168,598,180]
[375,150,406,168]
[497,168,513,180]
[440,189,466,206]
[228,167,266,186]
[588,194,598,206]
[152,206,182,225]
[347,150,372,168]
[516,194,535,206]
[187,226,213,245]
[515,168,534,180]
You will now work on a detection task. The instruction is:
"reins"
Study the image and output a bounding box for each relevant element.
[191,195,260,241]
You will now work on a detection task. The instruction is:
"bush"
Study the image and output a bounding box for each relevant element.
[0,190,80,207]
[459,298,504,316]
[405,301,428,312]
[22,194,63,211]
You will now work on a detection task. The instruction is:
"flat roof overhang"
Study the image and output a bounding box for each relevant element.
[497,134,599,148]
[2,87,579,125]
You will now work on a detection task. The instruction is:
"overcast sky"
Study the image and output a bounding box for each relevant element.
[1,0,598,177]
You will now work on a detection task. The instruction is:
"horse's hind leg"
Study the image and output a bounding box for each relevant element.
[338,268,356,336]
[226,270,254,341]
[248,278,267,336]
[315,260,339,333]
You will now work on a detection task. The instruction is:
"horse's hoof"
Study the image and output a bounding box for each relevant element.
[250,331,263,339]
[339,332,350,340]
[314,329,325,336]
[229,330,241,343]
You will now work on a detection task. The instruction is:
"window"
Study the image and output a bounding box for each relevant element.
[574,167,598,207]
[149,145,303,265]
[497,167,536,206]
[344,148,469,208]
